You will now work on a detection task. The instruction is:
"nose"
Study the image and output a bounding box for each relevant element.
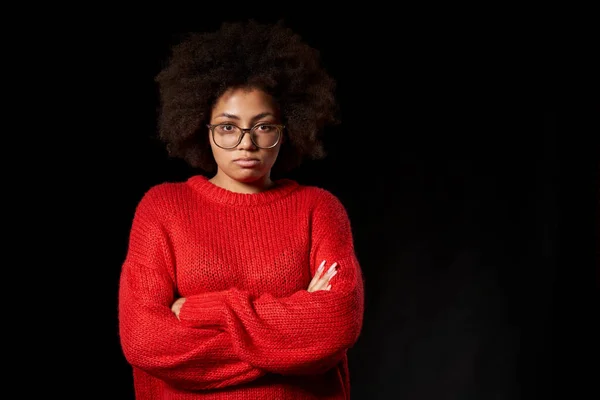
[237,129,257,150]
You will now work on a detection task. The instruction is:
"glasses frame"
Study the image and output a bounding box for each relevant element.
[207,123,285,149]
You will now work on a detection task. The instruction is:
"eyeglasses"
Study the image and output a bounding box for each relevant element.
[207,123,284,149]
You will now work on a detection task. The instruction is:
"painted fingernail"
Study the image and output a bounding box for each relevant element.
[327,262,338,274]
[318,260,326,272]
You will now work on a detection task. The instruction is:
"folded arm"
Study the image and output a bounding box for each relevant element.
[118,190,266,390]
[178,189,365,375]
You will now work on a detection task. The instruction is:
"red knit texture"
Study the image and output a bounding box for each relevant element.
[118,175,365,399]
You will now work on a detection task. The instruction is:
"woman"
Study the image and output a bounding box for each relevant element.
[118,19,365,399]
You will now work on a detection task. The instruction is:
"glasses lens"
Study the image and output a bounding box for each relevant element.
[213,125,242,148]
[251,124,281,148]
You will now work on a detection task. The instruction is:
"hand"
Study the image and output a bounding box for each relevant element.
[307,260,338,293]
[171,297,186,320]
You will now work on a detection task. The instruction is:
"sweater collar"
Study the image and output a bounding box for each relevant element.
[186,175,300,206]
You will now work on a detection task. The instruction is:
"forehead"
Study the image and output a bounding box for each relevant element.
[212,87,278,116]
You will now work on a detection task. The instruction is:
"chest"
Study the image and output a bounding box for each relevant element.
[167,205,312,298]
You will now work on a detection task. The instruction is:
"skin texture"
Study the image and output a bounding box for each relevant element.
[208,87,282,194]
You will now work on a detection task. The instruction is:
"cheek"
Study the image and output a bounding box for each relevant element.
[263,147,281,166]
[209,142,229,166]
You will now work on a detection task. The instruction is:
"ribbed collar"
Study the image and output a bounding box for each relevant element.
[186,175,300,206]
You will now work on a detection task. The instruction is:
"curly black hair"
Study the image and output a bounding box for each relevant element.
[154,19,340,176]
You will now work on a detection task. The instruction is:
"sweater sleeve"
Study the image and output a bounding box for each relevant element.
[178,189,365,375]
[118,189,266,390]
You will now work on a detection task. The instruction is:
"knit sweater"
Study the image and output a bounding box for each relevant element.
[118,175,365,399]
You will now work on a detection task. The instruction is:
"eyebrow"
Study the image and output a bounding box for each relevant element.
[213,112,275,121]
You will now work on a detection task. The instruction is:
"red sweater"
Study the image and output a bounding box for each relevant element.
[118,175,365,399]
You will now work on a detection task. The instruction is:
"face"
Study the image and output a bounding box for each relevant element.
[208,87,283,185]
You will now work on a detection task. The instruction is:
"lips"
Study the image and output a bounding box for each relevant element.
[233,158,260,168]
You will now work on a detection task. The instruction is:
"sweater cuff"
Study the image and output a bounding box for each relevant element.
[178,291,227,328]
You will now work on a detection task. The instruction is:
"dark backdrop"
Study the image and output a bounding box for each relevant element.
[38,13,597,400]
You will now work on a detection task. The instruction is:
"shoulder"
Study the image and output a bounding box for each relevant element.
[293,183,348,214]
[294,180,341,200]
[292,184,355,236]
[139,180,190,202]
[134,180,194,218]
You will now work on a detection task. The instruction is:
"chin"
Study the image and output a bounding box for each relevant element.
[229,169,268,183]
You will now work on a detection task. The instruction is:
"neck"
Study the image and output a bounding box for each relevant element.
[209,171,275,194]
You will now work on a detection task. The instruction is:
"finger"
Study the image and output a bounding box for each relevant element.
[326,262,337,274]
[313,274,334,292]
[316,260,326,276]
[317,263,338,291]
[310,279,328,292]
[328,270,338,281]
[308,260,327,292]
[309,261,338,292]
[326,262,338,277]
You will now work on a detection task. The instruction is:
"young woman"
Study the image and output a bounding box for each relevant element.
[118,19,365,399]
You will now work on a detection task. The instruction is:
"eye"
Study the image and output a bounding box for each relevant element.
[215,124,238,134]
[255,124,275,132]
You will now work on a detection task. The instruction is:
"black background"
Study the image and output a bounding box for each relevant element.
[23,10,597,400]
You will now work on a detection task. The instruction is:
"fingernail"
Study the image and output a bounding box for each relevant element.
[318,260,326,272]
[327,262,338,274]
